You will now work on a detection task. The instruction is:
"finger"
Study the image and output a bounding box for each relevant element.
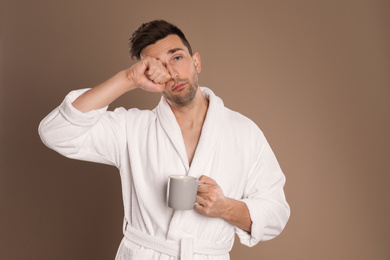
[147,68,170,84]
[145,67,162,81]
[194,204,206,214]
[197,183,212,193]
[194,197,211,216]
[196,194,210,203]
[145,59,159,76]
[153,72,171,84]
[195,195,207,206]
[195,196,214,213]
[145,59,168,78]
[199,175,217,185]
[166,79,175,88]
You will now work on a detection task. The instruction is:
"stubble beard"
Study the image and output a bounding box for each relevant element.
[162,72,199,108]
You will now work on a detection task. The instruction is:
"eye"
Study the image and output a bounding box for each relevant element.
[173,56,182,61]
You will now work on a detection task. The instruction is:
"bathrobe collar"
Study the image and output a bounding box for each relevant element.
[156,87,225,177]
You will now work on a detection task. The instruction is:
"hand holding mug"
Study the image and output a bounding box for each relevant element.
[194,175,229,218]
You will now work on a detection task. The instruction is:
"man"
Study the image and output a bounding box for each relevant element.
[39,20,290,259]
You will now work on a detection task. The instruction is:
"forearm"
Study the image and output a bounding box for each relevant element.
[222,198,252,233]
[72,70,135,112]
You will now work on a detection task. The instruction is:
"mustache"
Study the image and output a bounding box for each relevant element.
[170,78,188,89]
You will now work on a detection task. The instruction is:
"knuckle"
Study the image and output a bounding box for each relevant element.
[147,68,155,75]
[204,201,212,208]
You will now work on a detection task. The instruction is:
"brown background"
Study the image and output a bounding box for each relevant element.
[1,0,389,259]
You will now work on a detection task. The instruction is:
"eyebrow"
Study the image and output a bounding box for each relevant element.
[167,48,185,55]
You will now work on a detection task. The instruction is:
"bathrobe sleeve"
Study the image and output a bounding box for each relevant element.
[38,88,127,167]
[235,129,290,247]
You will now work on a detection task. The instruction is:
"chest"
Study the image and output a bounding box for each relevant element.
[180,125,202,166]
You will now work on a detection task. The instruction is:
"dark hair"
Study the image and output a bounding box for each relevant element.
[129,20,193,60]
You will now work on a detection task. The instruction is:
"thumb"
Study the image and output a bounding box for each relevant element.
[139,76,165,93]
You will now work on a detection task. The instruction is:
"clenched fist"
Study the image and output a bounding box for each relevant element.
[125,56,174,93]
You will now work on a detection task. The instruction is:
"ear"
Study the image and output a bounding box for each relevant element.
[192,52,201,73]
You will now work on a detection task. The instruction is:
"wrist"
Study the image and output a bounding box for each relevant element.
[221,198,235,222]
[123,69,138,91]
[220,198,252,232]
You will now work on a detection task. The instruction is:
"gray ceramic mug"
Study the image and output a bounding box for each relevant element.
[167,175,201,210]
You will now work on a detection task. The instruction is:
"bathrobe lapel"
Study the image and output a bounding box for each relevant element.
[187,87,225,178]
[156,95,190,172]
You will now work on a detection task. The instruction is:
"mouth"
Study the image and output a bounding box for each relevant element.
[172,82,186,92]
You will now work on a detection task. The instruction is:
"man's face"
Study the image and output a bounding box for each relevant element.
[140,34,201,107]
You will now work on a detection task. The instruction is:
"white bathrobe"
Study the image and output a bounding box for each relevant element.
[39,87,290,259]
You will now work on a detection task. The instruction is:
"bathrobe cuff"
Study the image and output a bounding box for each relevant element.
[235,198,266,247]
[58,88,108,126]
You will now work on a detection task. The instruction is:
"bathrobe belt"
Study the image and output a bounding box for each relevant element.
[124,224,231,259]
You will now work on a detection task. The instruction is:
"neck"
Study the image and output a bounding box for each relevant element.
[169,88,209,127]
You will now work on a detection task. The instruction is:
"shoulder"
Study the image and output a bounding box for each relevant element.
[222,107,268,153]
[223,107,263,136]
